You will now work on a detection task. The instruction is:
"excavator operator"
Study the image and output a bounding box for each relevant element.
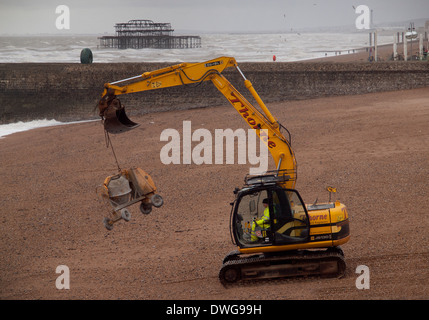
[251,198,270,241]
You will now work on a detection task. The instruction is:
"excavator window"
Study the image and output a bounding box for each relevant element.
[233,189,271,246]
[233,187,309,248]
[272,189,309,244]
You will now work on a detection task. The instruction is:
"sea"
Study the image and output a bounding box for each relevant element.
[0,32,394,138]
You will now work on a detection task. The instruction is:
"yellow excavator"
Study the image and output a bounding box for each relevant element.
[97,57,350,284]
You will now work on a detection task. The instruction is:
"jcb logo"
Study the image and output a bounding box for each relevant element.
[151,81,162,88]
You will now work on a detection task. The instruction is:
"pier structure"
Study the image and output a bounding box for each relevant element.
[369,21,429,62]
[98,19,201,49]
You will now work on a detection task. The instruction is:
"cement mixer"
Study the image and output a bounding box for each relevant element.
[97,167,163,230]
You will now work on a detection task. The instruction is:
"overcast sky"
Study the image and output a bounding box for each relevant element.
[0,0,428,35]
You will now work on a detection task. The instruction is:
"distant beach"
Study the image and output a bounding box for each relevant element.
[308,39,428,62]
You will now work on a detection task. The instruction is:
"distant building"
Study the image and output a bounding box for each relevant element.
[98,19,201,49]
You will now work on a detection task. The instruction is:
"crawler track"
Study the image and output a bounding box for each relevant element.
[219,247,346,284]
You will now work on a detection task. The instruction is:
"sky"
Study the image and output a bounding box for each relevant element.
[0,0,428,35]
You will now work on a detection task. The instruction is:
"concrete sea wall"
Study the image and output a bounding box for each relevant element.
[1,62,429,124]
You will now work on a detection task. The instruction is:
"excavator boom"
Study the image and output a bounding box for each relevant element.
[100,57,236,97]
[98,56,297,189]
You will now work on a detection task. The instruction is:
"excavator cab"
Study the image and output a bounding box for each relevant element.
[232,184,310,249]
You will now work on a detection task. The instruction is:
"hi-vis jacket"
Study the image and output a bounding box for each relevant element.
[251,207,270,241]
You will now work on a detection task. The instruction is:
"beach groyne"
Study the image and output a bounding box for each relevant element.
[1,62,429,124]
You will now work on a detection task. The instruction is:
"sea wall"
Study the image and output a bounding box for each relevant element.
[1,61,429,124]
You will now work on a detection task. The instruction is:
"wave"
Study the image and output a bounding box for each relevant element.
[0,33,394,63]
[0,119,96,139]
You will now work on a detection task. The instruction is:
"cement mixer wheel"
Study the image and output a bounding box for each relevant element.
[103,217,114,231]
[121,208,131,222]
[140,202,152,215]
[151,194,164,208]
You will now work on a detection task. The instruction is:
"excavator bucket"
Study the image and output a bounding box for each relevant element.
[99,97,139,134]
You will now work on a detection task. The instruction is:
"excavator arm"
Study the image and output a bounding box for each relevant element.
[98,57,297,189]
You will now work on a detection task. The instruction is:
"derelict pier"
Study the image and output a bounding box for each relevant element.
[98,19,201,49]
